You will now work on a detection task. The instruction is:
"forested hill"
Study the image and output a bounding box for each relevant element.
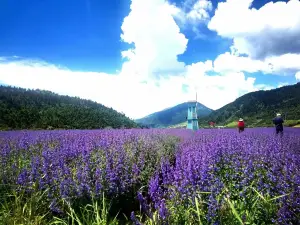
[136,102,213,128]
[0,86,138,130]
[199,82,300,127]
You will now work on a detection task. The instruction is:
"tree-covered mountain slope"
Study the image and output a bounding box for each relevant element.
[136,102,213,128]
[0,85,138,130]
[198,82,300,128]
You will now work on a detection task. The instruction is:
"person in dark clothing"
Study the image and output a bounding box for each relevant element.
[273,113,284,135]
[237,118,245,133]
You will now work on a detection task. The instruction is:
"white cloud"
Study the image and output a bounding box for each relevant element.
[183,61,258,110]
[213,52,271,73]
[175,0,213,24]
[173,0,213,38]
[207,0,300,77]
[185,60,213,75]
[0,0,285,120]
[120,0,188,80]
[186,0,213,21]
[254,84,275,91]
[277,82,289,88]
[213,52,300,75]
[296,71,300,80]
[208,0,300,59]
[255,82,291,91]
[265,54,300,74]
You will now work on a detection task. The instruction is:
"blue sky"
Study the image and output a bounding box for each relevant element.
[0,0,299,119]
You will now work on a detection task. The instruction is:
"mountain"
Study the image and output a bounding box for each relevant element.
[199,82,300,128]
[0,85,138,130]
[136,102,213,128]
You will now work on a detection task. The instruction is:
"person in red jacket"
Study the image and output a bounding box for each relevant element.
[237,118,245,133]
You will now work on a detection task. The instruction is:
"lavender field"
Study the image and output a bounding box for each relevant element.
[0,128,300,224]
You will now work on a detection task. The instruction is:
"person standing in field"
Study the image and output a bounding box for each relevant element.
[273,113,284,135]
[237,118,245,133]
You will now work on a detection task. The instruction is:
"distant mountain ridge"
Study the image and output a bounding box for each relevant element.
[198,82,300,128]
[0,85,138,130]
[136,102,213,128]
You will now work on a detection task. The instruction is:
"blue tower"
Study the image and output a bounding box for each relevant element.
[187,93,199,131]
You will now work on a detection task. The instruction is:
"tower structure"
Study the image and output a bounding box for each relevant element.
[187,93,199,130]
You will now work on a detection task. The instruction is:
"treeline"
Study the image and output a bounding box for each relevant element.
[0,86,138,130]
[199,82,300,127]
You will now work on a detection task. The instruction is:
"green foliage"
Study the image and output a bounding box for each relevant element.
[136,102,212,128]
[52,194,119,225]
[284,120,300,127]
[199,82,300,127]
[0,85,138,130]
[225,121,238,128]
[0,184,288,225]
[0,187,119,225]
[0,187,51,225]
[137,172,290,225]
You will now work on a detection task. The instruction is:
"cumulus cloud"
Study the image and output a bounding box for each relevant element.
[181,60,263,110]
[120,0,188,79]
[213,52,271,73]
[185,74,257,109]
[175,0,213,24]
[265,54,300,74]
[208,0,300,59]
[213,51,300,76]
[278,82,290,88]
[186,0,213,22]
[0,0,280,119]
[256,82,293,90]
[296,71,300,80]
[172,0,213,38]
[254,84,275,91]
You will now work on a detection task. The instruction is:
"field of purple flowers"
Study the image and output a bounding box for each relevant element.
[0,128,300,224]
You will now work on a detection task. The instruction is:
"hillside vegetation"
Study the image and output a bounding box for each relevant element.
[199,82,300,127]
[0,85,138,130]
[136,102,213,128]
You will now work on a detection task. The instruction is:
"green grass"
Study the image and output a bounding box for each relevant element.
[172,118,300,129]
[52,193,119,225]
[0,187,52,225]
[284,120,300,127]
[131,186,290,225]
[168,122,186,128]
[0,188,121,225]
[225,121,238,128]
[223,119,300,128]
[0,184,292,225]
